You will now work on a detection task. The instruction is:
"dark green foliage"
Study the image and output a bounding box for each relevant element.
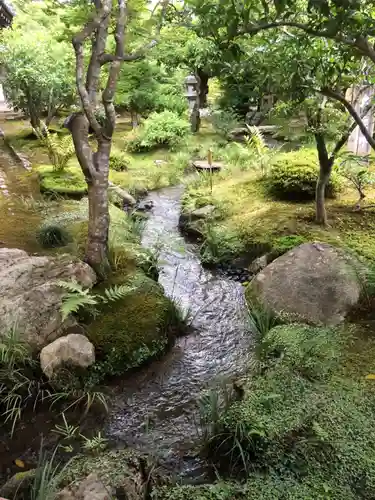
[267,150,341,200]
[125,111,190,153]
[109,151,130,172]
[200,323,375,499]
[36,223,72,248]
[211,108,240,139]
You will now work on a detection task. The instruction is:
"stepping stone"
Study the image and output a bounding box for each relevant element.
[193,160,222,172]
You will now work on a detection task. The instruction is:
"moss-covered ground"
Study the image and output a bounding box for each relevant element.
[182,147,375,263]
[1,116,222,197]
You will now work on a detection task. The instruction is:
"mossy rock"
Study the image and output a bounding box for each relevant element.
[36,164,87,196]
[86,272,177,378]
[59,448,159,495]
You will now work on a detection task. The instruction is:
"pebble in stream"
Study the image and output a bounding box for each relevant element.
[106,186,253,475]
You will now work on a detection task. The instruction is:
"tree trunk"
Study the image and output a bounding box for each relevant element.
[130,109,139,128]
[314,132,333,225]
[197,68,209,108]
[86,141,111,277]
[66,113,111,278]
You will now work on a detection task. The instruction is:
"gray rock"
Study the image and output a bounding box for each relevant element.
[0,248,96,350]
[108,182,136,208]
[249,242,363,325]
[193,160,222,172]
[56,473,112,500]
[191,205,216,220]
[248,254,269,274]
[40,333,95,379]
[154,159,167,167]
[137,200,154,212]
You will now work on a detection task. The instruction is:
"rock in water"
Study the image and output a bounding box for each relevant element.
[249,242,363,325]
[40,333,95,378]
[0,248,96,350]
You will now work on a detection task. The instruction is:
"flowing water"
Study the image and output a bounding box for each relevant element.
[106,186,253,474]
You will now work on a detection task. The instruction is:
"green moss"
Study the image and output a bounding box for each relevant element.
[35,164,87,195]
[86,271,176,378]
[60,448,152,490]
[153,482,245,500]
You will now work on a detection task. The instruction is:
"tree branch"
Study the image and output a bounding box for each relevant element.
[99,39,157,65]
[102,0,127,138]
[72,1,113,137]
[331,102,374,159]
[321,87,375,152]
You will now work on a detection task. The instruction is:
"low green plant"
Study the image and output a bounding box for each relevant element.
[30,445,68,500]
[0,327,48,435]
[49,385,108,417]
[53,413,79,440]
[36,224,72,248]
[211,108,240,139]
[109,151,130,172]
[81,431,108,454]
[125,110,190,152]
[34,125,75,172]
[245,124,277,177]
[337,153,375,208]
[267,149,341,200]
[58,280,135,320]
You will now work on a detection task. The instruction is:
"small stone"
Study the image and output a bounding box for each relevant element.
[137,200,154,211]
[40,334,95,379]
[154,160,167,167]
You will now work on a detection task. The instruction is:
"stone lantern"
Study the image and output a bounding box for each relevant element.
[184,73,200,133]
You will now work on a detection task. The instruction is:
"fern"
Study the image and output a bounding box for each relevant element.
[34,124,75,172]
[245,124,267,156]
[58,280,135,320]
[101,283,132,303]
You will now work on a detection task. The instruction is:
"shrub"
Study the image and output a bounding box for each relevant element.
[267,150,341,200]
[109,151,130,172]
[37,224,72,248]
[125,111,190,152]
[211,108,240,139]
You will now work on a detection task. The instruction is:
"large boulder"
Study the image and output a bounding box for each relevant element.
[40,333,95,378]
[248,242,363,325]
[0,248,96,350]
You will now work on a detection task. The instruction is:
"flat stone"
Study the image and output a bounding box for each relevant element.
[193,160,222,171]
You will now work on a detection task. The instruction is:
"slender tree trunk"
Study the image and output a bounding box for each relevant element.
[314,132,333,225]
[67,112,111,277]
[86,141,111,276]
[130,109,139,128]
[197,68,209,108]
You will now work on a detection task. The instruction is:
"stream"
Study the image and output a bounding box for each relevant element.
[106,185,253,476]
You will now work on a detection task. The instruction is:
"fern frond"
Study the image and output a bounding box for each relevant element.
[57,280,85,294]
[101,284,134,304]
[61,293,97,321]
[245,124,267,155]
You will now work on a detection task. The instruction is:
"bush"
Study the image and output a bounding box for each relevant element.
[37,223,72,248]
[267,150,341,200]
[125,111,190,152]
[109,151,130,172]
[211,108,240,139]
